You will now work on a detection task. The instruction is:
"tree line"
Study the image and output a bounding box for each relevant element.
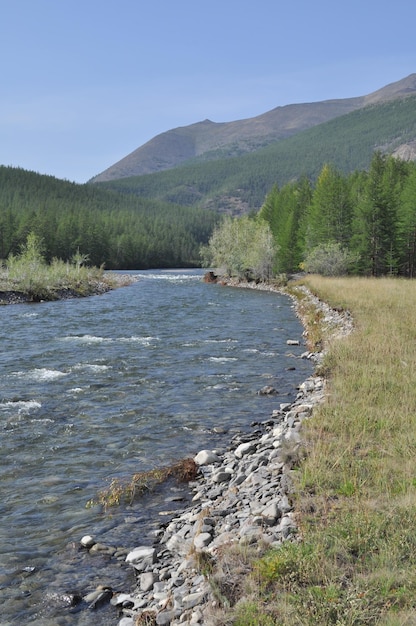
[0,166,219,269]
[204,152,416,278]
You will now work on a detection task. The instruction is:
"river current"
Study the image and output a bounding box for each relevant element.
[0,269,312,624]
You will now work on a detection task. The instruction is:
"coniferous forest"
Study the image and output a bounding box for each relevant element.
[204,152,416,279]
[2,151,416,277]
[0,166,219,269]
[258,152,416,277]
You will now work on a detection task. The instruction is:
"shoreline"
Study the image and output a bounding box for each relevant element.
[0,272,138,305]
[74,279,353,625]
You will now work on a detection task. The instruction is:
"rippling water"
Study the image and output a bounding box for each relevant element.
[0,269,312,624]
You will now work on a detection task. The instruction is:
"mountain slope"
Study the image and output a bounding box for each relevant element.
[90,74,416,183]
[95,94,416,214]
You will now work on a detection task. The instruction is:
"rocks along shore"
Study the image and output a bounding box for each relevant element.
[71,282,353,626]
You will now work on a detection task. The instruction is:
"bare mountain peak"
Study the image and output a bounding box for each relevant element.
[363,73,416,104]
[90,74,416,183]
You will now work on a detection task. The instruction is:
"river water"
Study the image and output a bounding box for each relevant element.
[0,269,312,625]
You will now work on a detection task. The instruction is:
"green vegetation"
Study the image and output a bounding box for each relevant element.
[0,232,126,302]
[205,152,416,278]
[201,215,276,281]
[302,242,359,277]
[209,277,416,625]
[95,96,416,212]
[0,166,220,269]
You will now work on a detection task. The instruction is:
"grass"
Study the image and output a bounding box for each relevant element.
[0,235,128,302]
[87,458,198,510]
[208,276,416,625]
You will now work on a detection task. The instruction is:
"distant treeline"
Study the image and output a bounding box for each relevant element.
[259,152,416,277]
[0,167,219,269]
[3,148,416,277]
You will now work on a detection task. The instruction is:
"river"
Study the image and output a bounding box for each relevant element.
[0,269,312,625]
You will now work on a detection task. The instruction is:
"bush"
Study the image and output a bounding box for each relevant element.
[303,242,358,276]
[1,232,107,301]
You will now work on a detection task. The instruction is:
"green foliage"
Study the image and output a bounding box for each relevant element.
[0,166,220,269]
[96,96,416,213]
[303,242,359,276]
[259,178,311,273]
[260,153,416,277]
[351,152,407,276]
[307,163,353,249]
[203,215,276,280]
[1,232,109,301]
[395,168,416,276]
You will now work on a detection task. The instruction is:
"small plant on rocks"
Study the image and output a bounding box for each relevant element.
[89,458,198,510]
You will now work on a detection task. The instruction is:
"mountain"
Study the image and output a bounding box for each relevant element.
[90,74,416,183]
[94,92,416,215]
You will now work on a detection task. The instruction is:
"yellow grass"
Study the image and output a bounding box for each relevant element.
[215,277,416,625]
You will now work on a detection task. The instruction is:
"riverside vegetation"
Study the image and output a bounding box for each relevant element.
[0,232,131,303]
[79,275,416,626]
[221,275,416,626]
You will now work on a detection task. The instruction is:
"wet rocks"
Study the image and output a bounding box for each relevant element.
[194,450,221,466]
[113,373,326,625]
[73,283,352,625]
[126,546,157,571]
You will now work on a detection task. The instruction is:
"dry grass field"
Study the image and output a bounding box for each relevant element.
[220,276,416,625]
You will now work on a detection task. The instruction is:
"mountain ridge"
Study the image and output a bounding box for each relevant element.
[90,73,416,183]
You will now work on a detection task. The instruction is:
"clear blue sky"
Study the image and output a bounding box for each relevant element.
[1,0,415,183]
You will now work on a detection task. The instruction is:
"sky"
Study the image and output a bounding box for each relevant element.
[1,0,416,183]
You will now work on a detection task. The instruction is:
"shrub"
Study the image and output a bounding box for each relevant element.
[303,242,358,276]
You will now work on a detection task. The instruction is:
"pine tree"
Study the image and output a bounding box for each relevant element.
[397,166,416,277]
[352,153,401,276]
[306,163,352,249]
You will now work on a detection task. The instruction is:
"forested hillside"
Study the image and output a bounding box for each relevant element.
[206,152,416,279]
[0,167,219,269]
[95,96,416,214]
[90,74,416,182]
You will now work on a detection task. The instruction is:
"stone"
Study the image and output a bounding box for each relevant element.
[190,610,203,624]
[272,424,284,439]
[156,609,176,625]
[125,546,156,571]
[182,590,208,610]
[234,441,256,458]
[300,379,315,392]
[258,385,278,395]
[194,450,221,465]
[140,572,156,592]
[46,590,82,607]
[261,501,282,526]
[213,470,232,483]
[278,494,292,514]
[284,429,301,444]
[165,533,192,556]
[111,592,133,607]
[89,542,115,555]
[80,534,95,548]
[194,532,212,549]
[84,585,113,609]
[279,515,296,538]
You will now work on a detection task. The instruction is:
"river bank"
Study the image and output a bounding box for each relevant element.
[71,279,354,626]
[0,272,137,305]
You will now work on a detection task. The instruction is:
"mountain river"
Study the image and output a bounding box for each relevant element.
[0,269,313,625]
